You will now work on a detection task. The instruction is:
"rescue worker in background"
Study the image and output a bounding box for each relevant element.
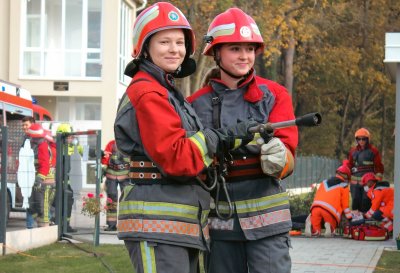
[56,123,82,233]
[114,3,257,273]
[346,128,384,213]
[187,8,298,273]
[26,123,52,227]
[361,173,394,232]
[305,165,352,237]
[44,129,57,224]
[21,116,36,229]
[101,139,129,231]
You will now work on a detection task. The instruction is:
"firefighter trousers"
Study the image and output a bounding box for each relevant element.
[105,178,129,228]
[124,240,204,273]
[208,233,291,273]
[350,183,371,212]
[310,207,337,232]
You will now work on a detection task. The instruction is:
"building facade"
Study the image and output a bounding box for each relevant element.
[0,0,146,144]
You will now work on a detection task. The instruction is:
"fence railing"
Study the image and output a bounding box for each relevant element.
[284,155,341,194]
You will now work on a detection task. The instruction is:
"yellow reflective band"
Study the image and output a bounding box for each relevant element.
[117,95,131,113]
[201,209,210,225]
[43,187,49,223]
[189,132,213,166]
[235,192,289,213]
[217,192,289,214]
[107,169,129,176]
[233,139,242,149]
[120,185,134,202]
[199,251,206,273]
[119,201,199,220]
[248,133,262,145]
[140,241,157,273]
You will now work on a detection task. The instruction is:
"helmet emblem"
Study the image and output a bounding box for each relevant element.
[168,11,179,21]
[240,26,251,38]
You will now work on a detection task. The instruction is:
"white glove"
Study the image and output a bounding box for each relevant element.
[260,137,288,178]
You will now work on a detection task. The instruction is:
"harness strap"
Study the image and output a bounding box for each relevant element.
[225,155,265,182]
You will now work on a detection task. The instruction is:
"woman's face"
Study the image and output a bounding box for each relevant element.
[148,28,186,73]
[218,43,256,77]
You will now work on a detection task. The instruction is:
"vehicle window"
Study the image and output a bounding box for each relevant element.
[43,115,52,121]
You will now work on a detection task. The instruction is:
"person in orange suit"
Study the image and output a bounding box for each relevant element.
[305,165,352,237]
[361,172,394,232]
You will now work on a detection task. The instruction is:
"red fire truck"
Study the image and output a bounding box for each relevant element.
[0,80,52,219]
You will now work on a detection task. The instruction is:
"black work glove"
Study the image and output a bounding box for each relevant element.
[203,120,259,155]
[33,175,44,192]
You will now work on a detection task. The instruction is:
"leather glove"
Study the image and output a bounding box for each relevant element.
[260,137,294,178]
[203,120,259,155]
[33,175,44,191]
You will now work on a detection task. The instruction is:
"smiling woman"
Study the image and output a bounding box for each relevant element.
[148,29,186,73]
[114,2,257,273]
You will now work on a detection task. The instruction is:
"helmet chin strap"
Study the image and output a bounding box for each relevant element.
[218,63,244,79]
[214,49,252,81]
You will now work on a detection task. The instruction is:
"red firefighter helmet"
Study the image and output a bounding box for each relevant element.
[131,2,195,58]
[27,123,46,138]
[203,8,264,56]
[355,128,370,139]
[336,165,351,181]
[361,172,377,186]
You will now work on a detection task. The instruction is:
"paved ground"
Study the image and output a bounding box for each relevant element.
[290,236,396,273]
[4,216,398,272]
[70,232,397,273]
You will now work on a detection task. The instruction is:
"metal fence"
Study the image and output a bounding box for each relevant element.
[0,127,102,255]
[1,127,340,254]
[283,155,341,195]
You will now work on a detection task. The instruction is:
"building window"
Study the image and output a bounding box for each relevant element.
[21,0,103,79]
[56,96,101,121]
[119,1,133,85]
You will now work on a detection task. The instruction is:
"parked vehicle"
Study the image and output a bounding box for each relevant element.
[0,80,52,220]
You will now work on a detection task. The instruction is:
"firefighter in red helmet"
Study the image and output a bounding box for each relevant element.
[346,128,384,213]
[305,165,352,237]
[187,7,297,273]
[114,2,257,272]
[101,140,130,231]
[26,123,53,227]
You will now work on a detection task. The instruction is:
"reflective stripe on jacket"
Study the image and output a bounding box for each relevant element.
[188,70,298,240]
[114,60,211,250]
[347,144,384,183]
[102,140,130,176]
[311,176,350,223]
[366,181,394,219]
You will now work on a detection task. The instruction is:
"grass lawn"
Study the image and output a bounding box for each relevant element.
[0,241,133,273]
[1,240,398,273]
[374,250,400,273]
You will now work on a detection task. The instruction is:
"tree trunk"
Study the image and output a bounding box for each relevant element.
[336,91,351,158]
[380,94,386,159]
[284,35,295,96]
[192,53,208,92]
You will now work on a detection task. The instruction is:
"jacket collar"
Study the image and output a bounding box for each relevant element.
[209,68,264,103]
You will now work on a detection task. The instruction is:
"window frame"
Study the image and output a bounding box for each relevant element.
[20,0,104,80]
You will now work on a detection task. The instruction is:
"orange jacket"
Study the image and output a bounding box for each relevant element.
[311,176,351,223]
[365,181,394,219]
